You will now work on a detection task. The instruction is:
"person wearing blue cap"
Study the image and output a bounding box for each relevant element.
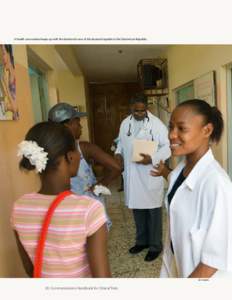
[48,102,121,229]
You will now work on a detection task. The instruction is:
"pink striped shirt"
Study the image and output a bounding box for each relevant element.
[11,193,107,278]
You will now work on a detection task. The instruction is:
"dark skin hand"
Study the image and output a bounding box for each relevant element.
[115,153,152,166]
[136,153,152,165]
[150,160,172,180]
[80,141,121,187]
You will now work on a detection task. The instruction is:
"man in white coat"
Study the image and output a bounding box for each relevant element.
[115,94,171,261]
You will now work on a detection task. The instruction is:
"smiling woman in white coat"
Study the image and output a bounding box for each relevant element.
[151,99,232,278]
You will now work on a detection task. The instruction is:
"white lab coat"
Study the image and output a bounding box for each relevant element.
[160,149,232,278]
[115,111,171,209]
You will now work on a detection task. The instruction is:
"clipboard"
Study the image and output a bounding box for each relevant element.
[131,139,157,162]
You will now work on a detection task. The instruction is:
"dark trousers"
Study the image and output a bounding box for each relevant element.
[133,207,162,252]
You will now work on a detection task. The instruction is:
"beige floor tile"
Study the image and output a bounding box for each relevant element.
[107,181,166,278]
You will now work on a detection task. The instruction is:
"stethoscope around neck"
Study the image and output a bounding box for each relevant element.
[127,115,154,141]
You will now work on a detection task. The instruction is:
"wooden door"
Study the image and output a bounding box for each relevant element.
[90,83,141,154]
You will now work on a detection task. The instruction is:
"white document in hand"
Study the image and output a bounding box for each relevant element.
[132,139,157,162]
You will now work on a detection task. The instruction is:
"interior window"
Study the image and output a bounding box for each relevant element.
[29,66,49,123]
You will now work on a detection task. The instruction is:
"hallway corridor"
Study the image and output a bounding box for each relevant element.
[106,182,165,277]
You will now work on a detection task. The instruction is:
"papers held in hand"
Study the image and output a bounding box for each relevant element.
[132,139,157,162]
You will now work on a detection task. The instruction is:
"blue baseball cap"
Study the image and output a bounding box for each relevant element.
[48,102,87,123]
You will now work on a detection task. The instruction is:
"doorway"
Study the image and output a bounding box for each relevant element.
[89,82,141,154]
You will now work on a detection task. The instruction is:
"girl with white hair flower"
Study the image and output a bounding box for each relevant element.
[11,121,111,278]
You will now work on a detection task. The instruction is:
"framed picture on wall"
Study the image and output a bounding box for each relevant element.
[175,81,194,105]
[193,71,216,106]
[174,71,216,108]
[0,44,19,120]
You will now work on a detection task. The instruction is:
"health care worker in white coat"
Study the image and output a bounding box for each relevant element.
[151,99,232,277]
[115,94,171,262]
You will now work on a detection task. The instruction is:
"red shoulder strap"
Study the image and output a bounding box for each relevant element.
[33,190,72,278]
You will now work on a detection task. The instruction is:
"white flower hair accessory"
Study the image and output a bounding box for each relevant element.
[17,140,49,173]
[93,185,111,196]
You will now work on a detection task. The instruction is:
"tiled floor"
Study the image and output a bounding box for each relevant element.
[106,182,166,278]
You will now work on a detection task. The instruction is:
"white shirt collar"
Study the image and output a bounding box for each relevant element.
[169,148,215,192]
[184,148,215,190]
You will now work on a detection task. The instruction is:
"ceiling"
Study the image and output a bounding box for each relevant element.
[72,45,168,83]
